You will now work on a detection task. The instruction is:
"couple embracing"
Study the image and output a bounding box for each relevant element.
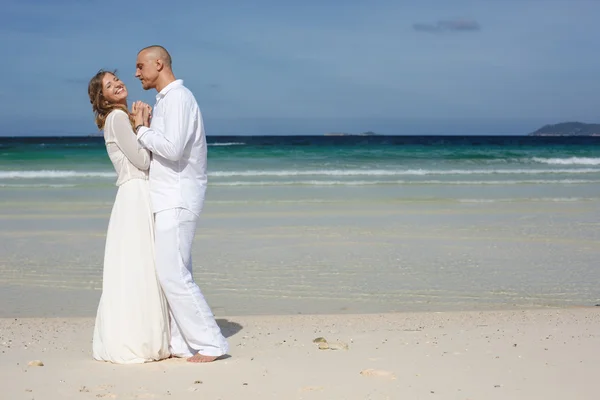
[87,45,228,364]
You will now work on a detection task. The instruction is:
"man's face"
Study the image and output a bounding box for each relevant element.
[135,50,159,90]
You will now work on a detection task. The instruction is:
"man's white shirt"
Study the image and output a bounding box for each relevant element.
[137,80,207,216]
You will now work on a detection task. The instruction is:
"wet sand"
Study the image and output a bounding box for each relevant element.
[1,197,599,317]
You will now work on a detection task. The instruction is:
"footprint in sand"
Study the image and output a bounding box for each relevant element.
[88,384,117,399]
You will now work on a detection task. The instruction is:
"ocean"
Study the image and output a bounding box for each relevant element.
[1,135,599,316]
[1,135,600,203]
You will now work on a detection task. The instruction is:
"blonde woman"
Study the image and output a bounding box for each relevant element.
[87,70,169,364]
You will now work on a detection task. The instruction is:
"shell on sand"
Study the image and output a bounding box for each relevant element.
[27,360,44,367]
[313,337,327,343]
[360,368,396,380]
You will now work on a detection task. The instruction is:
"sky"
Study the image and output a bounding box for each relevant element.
[1,0,599,136]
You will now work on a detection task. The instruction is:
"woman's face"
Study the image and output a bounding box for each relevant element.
[101,73,128,105]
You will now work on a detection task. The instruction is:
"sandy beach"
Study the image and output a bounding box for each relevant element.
[2,308,599,399]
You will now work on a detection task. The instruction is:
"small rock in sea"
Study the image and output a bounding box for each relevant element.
[27,360,44,367]
[313,337,327,343]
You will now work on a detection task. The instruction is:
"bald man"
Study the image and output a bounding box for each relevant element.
[132,45,228,363]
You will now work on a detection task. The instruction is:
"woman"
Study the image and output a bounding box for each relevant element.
[88,70,170,363]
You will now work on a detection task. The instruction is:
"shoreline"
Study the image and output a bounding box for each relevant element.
[2,307,599,399]
[2,282,597,319]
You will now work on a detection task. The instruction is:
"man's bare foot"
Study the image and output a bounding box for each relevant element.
[187,353,219,363]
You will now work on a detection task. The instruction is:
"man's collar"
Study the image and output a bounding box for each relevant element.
[156,79,183,100]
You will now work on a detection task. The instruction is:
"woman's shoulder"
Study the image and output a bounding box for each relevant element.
[104,109,131,132]
[107,108,129,121]
[104,109,130,141]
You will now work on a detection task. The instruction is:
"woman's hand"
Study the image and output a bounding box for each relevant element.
[132,101,152,128]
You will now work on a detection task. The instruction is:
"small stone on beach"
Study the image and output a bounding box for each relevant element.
[27,360,44,367]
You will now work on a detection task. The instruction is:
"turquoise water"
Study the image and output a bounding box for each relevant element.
[1,135,600,315]
[1,135,599,203]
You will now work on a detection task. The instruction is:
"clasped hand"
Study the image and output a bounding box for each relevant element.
[131,101,152,130]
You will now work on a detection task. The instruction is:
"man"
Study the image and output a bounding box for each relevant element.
[132,45,228,363]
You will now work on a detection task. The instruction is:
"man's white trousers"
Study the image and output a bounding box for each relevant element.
[154,208,228,357]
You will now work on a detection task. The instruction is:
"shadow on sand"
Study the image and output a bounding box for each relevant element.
[216,319,243,338]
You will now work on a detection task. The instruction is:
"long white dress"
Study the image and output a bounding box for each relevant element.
[92,109,170,364]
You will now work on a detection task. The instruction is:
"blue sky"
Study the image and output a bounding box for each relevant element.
[1,0,599,136]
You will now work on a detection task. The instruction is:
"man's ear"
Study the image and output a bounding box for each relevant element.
[156,59,164,72]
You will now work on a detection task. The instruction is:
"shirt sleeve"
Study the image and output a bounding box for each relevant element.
[111,110,151,170]
[137,91,192,162]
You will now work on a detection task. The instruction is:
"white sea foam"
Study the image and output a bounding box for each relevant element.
[0,183,77,188]
[209,168,600,177]
[212,179,598,186]
[2,167,599,180]
[208,142,246,146]
[532,157,600,166]
[0,170,115,179]
[1,178,594,187]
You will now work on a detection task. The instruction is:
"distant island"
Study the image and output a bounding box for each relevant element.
[324,131,379,136]
[529,122,600,136]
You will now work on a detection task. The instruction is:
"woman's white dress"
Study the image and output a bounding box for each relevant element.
[92,109,170,364]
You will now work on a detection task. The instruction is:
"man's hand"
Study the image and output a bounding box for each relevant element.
[143,103,152,126]
[132,101,152,131]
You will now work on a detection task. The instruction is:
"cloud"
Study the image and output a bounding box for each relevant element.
[413,19,481,33]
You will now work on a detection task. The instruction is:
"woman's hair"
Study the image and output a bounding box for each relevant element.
[87,69,135,130]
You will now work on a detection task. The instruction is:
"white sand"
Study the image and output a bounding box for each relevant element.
[2,308,598,399]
